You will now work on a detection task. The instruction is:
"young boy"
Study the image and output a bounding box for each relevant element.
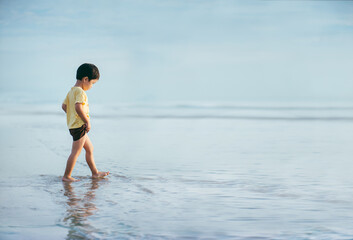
[62,63,109,182]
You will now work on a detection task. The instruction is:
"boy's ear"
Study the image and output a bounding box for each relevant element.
[83,76,89,82]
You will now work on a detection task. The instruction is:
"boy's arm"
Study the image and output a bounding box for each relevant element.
[62,104,67,113]
[75,103,91,132]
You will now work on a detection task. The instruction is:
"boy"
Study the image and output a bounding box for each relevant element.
[62,63,109,182]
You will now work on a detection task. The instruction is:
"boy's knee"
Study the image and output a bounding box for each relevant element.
[70,150,81,158]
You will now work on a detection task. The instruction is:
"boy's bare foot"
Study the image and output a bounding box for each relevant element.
[92,171,110,179]
[62,176,80,182]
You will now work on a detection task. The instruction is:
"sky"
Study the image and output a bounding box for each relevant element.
[0,0,352,104]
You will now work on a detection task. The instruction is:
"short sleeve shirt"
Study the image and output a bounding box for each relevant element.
[63,87,90,129]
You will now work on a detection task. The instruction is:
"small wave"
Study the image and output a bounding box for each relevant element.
[110,102,353,111]
[172,104,353,111]
[4,111,353,121]
[3,103,353,122]
[94,114,353,122]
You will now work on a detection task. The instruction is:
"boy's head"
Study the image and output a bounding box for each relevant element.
[76,63,100,91]
[76,63,100,81]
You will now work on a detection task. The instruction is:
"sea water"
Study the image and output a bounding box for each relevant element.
[1,102,353,239]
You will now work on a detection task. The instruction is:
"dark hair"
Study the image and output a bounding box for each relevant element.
[76,63,100,81]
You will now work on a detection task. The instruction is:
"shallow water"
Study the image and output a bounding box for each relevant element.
[1,102,353,239]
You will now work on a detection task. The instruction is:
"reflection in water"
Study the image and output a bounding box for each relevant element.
[62,179,108,239]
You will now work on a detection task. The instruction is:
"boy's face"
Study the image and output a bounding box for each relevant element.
[82,77,98,91]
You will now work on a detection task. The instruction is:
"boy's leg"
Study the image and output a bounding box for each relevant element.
[83,135,98,175]
[83,135,109,178]
[62,135,87,182]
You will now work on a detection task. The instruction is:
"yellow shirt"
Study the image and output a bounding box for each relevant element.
[63,87,90,129]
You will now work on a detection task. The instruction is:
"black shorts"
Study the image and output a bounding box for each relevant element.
[69,124,87,141]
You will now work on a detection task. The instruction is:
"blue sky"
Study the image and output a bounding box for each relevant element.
[0,0,352,104]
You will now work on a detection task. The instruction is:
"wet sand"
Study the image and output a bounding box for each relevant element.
[1,103,353,239]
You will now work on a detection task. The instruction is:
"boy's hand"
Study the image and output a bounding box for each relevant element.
[85,122,91,132]
[62,104,67,113]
